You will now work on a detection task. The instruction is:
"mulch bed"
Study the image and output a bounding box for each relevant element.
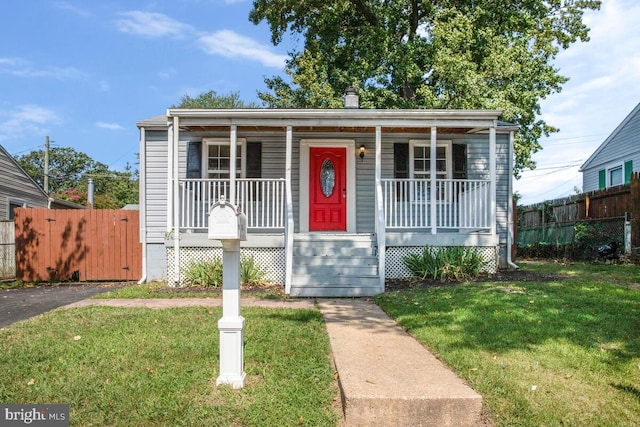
[385,268,562,292]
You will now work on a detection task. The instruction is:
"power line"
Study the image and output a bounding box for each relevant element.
[520,161,585,173]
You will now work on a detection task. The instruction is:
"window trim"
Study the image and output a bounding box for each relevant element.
[7,199,26,220]
[201,138,247,179]
[607,163,624,187]
[408,140,453,203]
[409,140,453,180]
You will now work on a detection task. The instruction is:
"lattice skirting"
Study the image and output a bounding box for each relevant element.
[385,246,497,278]
[167,247,285,286]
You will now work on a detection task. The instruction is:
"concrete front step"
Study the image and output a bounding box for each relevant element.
[291,233,380,296]
[318,299,484,427]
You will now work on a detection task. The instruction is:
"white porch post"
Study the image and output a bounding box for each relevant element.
[284,126,293,294]
[229,125,237,205]
[167,119,174,235]
[172,116,181,286]
[375,126,385,291]
[489,124,497,236]
[430,126,437,235]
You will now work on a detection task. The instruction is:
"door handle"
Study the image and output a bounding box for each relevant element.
[342,188,346,199]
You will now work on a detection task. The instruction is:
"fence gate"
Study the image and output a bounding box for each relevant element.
[14,208,142,282]
[0,221,15,279]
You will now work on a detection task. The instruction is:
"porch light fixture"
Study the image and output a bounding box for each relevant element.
[359,144,366,161]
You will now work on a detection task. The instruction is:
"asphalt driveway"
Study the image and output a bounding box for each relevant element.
[0,283,130,328]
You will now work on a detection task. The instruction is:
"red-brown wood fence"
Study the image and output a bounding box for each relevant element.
[517,172,640,250]
[14,208,141,282]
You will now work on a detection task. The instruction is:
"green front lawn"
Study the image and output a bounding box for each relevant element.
[376,261,640,426]
[0,306,339,426]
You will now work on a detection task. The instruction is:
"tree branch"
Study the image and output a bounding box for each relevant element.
[350,0,378,26]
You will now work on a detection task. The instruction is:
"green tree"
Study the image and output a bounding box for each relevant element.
[249,0,600,173]
[15,148,138,209]
[17,147,110,194]
[173,90,259,108]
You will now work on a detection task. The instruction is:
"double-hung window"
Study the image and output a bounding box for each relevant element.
[409,140,452,201]
[202,138,246,179]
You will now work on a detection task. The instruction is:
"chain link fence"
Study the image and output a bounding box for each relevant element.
[517,217,626,260]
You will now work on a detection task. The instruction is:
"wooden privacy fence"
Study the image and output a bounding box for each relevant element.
[0,221,15,279]
[517,172,640,251]
[15,208,141,282]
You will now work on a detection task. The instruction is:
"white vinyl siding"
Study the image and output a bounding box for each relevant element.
[143,132,169,244]
[582,102,640,192]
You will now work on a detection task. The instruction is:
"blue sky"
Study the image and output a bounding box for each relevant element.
[1,1,639,206]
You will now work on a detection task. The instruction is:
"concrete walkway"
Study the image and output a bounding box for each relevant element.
[318,299,484,427]
[64,296,485,426]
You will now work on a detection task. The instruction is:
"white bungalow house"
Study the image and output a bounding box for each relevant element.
[580,100,640,192]
[137,97,518,296]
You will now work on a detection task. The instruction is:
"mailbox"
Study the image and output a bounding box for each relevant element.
[208,196,247,241]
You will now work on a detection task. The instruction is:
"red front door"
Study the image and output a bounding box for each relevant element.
[309,147,347,231]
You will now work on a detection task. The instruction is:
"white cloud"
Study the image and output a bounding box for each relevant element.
[0,57,87,81]
[116,11,195,39]
[0,105,62,143]
[198,30,287,68]
[53,2,92,17]
[95,122,125,131]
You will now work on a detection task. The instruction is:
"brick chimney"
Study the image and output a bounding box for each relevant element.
[344,87,359,109]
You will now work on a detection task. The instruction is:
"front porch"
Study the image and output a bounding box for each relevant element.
[155,108,516,296]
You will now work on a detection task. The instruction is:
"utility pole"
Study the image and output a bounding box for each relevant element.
[87,177,94,209]
[44,136,50,193]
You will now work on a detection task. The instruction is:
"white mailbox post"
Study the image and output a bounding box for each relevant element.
[208,196,247,389]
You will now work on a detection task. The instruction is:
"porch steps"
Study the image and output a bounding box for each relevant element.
[290,234,381,297]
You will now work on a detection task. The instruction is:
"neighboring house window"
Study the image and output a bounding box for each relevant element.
[8,200,25,220]
[609,165,623,187]
[598,160,633,189]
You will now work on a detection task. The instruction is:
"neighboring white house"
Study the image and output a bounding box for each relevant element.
[581,101,640,192]
[0,144,82,219]
[137,100,519,297]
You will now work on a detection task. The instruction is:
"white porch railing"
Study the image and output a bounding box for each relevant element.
[179,178,286,230]
[382,178,491,229]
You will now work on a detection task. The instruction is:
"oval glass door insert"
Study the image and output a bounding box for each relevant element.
[320,159,335,197]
